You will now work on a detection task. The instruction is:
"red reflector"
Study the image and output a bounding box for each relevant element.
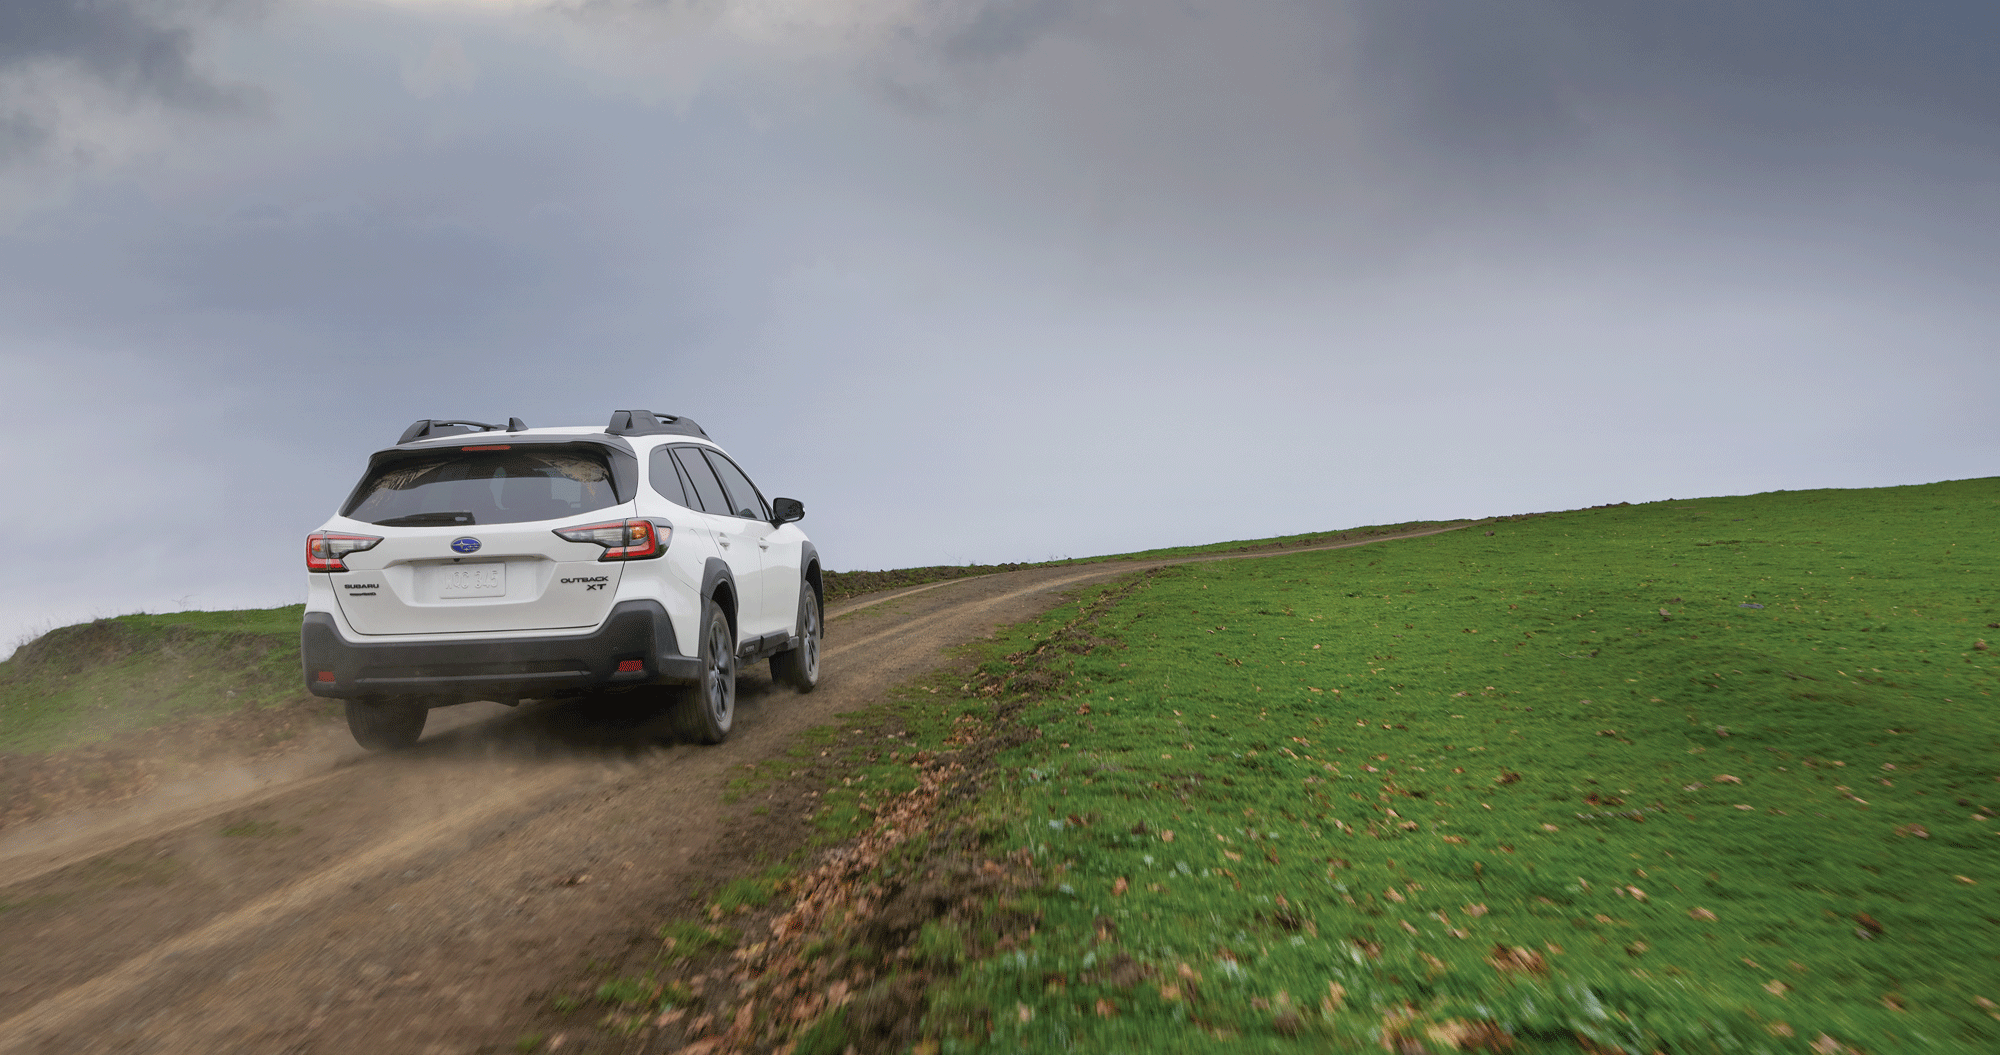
[316,671,337,683]
[617,659,644,673]
[461,444,511,451]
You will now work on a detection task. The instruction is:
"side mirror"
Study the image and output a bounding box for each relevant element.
[771,497,805,525]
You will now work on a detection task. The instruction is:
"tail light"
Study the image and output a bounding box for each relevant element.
[553,519,669,561]
[307,532,382,572]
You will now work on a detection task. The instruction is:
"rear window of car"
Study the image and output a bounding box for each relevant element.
[344,447,621,526]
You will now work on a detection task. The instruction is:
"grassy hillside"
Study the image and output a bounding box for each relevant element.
[930,478,2000,1053]
[0,606,312,755]
[707,478,1997,1055]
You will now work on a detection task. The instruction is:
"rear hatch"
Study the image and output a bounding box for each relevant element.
[328,440,635,636]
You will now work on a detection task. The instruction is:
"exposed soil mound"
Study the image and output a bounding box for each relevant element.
[1,611,324,829]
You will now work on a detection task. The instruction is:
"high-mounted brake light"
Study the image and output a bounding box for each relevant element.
[461,444,511,451]
[307,532,383,572]
[552,519,669,561]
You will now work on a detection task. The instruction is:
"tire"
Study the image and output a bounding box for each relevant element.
[345,697,427,751]
[671,598,737,744]
[770,581,822,693]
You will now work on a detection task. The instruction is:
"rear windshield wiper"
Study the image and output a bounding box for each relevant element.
[372,511,477,526]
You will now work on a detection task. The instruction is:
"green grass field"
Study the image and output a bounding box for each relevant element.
[0,605,311,754]
[907,479,2000,1054]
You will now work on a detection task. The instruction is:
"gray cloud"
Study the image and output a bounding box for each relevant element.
[0,0,248,101]
[847,0,2000,199]
[0,0,263,167]
[1347,0,2000,169]
[0,110,50,165]
[940,0,1075,62]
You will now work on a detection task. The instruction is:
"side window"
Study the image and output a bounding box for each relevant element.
[648,448,691,506]
[702,451,771,520]
[672,447,731,514]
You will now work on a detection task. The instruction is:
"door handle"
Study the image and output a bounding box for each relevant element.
[758,541,770,550]
[718,539,731,548]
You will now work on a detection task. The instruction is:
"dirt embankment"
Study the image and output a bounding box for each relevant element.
[0,614,320,831]
[0,523,1473,1055]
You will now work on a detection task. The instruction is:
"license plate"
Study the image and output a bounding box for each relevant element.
[440,564,505,598]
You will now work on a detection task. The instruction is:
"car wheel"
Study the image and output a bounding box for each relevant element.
[672,598,737,744]
[770,581,822,693]
[345,697,427,751]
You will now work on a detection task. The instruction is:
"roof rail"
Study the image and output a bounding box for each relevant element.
[397,418,528,444]
[606,410,708,439]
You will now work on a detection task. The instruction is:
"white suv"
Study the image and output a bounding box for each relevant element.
[302,410,822,751]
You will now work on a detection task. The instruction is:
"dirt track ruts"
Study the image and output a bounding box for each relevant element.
[0,523,1473,1054]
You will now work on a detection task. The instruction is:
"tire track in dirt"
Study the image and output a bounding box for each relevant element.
[0,522,1473,1054]
[0,767,581,1048]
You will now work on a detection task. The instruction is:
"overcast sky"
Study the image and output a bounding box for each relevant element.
[2,0,1996,653]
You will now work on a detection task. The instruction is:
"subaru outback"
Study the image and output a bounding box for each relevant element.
[302,410,822,750]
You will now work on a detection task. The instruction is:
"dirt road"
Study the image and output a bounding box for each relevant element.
[0,526,1471,1054]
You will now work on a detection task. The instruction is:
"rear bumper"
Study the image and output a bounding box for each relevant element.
[302,599,700,702]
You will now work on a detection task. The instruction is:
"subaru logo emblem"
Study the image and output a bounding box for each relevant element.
[451,537,482,554]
